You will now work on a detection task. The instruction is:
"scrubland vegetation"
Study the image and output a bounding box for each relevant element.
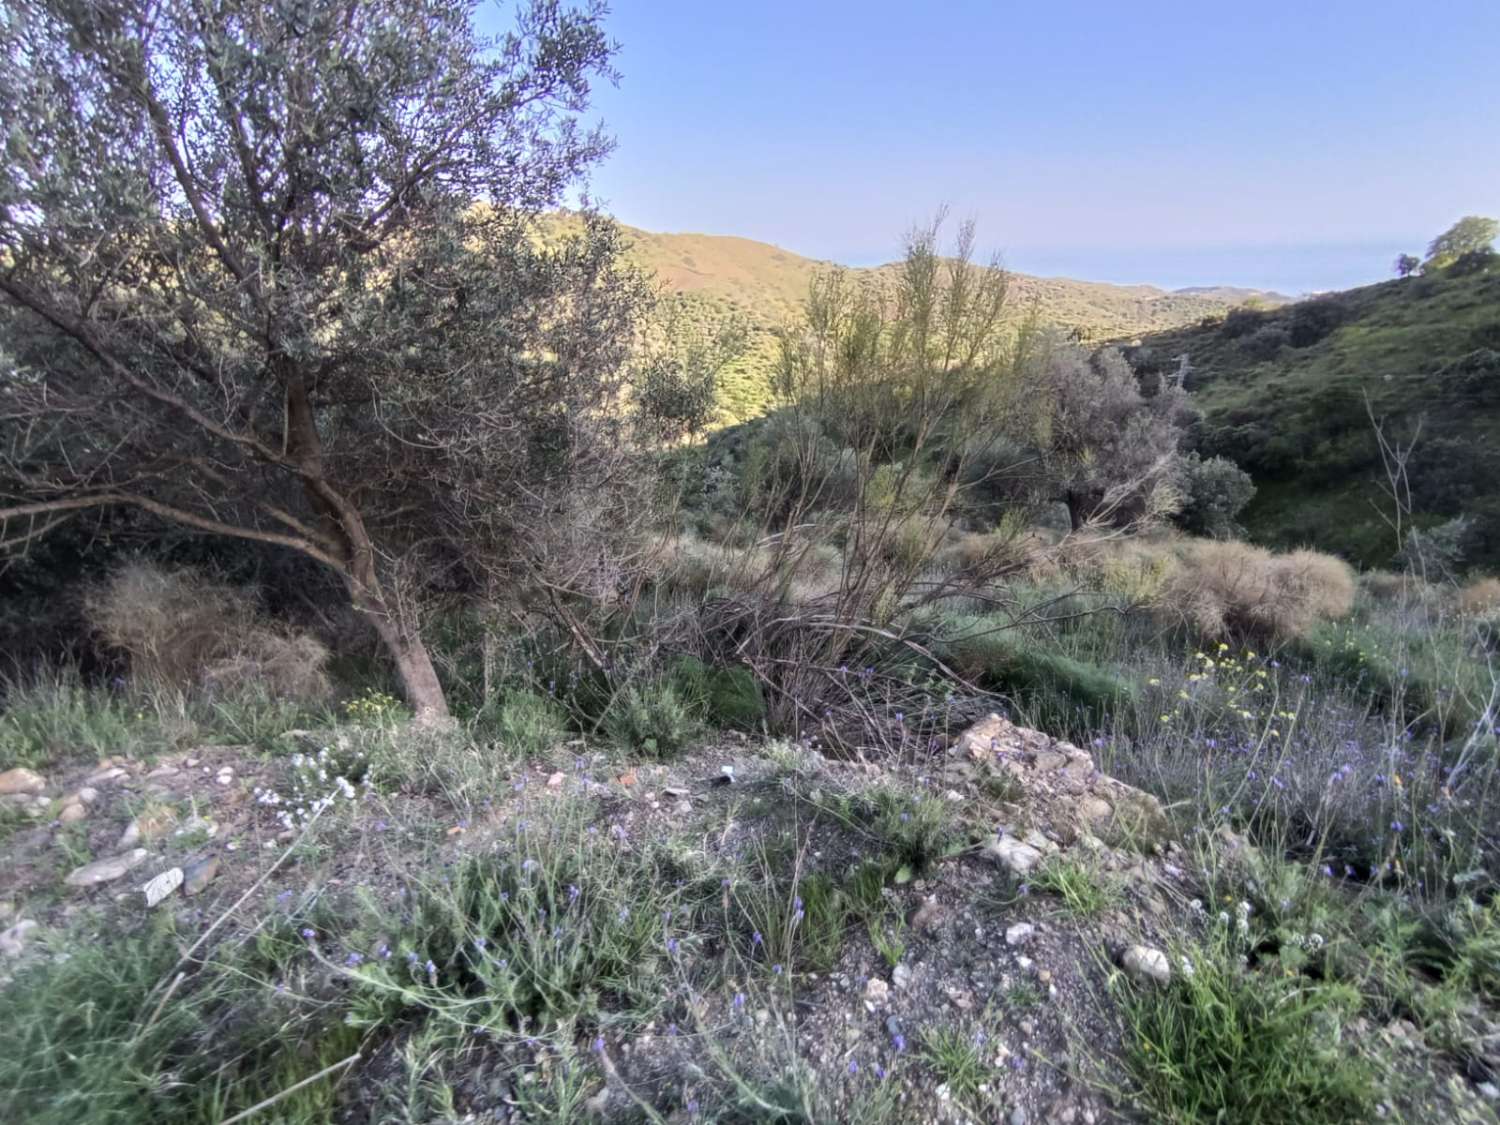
[1,1,1498,1123]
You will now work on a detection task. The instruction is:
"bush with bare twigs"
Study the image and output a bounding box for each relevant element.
[86,562,331,702]
[1161,541,1356,641]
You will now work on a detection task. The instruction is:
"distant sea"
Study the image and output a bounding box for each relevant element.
[950,241,1421,299]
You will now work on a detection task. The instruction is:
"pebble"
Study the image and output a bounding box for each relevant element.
[65,848,149,888]
[863,977,890,1010]
[910,895,944,933]
[987,835,1044,875]
[141,867,184,907]
[117,820,142,848]
[1478,1082,1499,1101]
[1122,944,1172,985]
[1009,1109,1029,1125]
[0,767,46,796]
[892,962,914,990]
[85,766,129,785]
[1005,922,1036,947]
[57,802,88,824]
[546,771,565,788]
[72,787,101,804]
[0,919,39,957]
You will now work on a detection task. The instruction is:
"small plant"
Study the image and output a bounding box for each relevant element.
[603,677,700,758]
[1030,855,1121,917]
[920,1023,993,1110]
[343,688,408,727]
[475,689,568,757]
[1110,927,1377,1124]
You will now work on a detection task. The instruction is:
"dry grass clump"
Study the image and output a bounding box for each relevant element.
[1459,577,1500,617]
[1161,541,1355,641]
[86,561,331,701]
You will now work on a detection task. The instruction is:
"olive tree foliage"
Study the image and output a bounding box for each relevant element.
[0,0,646,719]
[1394,253,1422,279]
[1173,451,1256,539]
[1031,342,1195,531]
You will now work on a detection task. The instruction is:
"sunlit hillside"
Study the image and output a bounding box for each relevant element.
[609,222,1288,423]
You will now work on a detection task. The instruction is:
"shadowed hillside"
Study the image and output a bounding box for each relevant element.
[1128,265,1500,569]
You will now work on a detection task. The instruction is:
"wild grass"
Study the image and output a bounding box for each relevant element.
[1109,924,1376,1125]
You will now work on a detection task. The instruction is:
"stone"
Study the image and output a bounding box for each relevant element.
[546,771,565,788]
[183,856,219,896]
[0,919,39,958]
[141,867,184,907]
[910,895,944,934]
[1076,796,1113,822]
[85,766,129,785]
[863,976,890,1010]
[1477,1082,1499,1101]
[617,769,638,787]
[1122,944,1172,986]
[987,836,1044,875]
[892,962,914,991]
[71,787,101,805]
[146,765,180,779]
[1008,1109,1029,1125]
[65,848,149,888]
[57,801,88,824]
[0,767,46,796]
[1005,922,1036,947]
[117,820,142,848]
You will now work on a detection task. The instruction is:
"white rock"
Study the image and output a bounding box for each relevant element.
[65,848,149,888]
[892,962,914,990]
[1005,922,1036,947]
[863,976,891,1010]
[85,766,128,785]
[72,787,101,805]
[117,820,142,849]
[987,836,1044,875]
[141,867,185,908]
[57,801,88,824]
[0,768,46,796]
[0,919,39,957]
[1122,944,1172,986]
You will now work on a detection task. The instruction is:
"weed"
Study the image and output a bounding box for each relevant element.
[919,1023,992,1109]
[1030,855,1121,917]
[1109,926,1377,1124]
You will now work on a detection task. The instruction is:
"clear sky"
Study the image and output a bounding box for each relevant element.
[497,1,1500,294]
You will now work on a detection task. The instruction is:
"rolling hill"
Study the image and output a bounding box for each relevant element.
[1126,265,1500,570]
[609,222,1288,423]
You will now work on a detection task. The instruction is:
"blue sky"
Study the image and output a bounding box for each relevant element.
[501,1,1500,294]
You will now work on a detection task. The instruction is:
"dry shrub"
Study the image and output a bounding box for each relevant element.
[86,561,331,701]
[1162,541,1355,641]
[1459,577,1500,617]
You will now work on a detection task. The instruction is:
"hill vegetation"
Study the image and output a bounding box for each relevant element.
[1127,263,1500,570]
[1,3,1497,1124]
[609,222,1288,424]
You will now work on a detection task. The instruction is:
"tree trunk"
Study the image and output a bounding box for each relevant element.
[1065,489,1088,532]
[363,602,450,724]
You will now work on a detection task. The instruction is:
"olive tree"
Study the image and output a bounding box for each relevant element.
[1036,342,1194,530]
[0,0,643,719]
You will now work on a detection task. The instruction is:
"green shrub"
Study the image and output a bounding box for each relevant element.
[1112,931,1376,1123]
[603,677,700,758]
[940,622,1137,730]
[474,689,569,757]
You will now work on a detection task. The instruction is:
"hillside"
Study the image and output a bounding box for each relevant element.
[1127,266,1500,569]
[612,223,1289,423]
